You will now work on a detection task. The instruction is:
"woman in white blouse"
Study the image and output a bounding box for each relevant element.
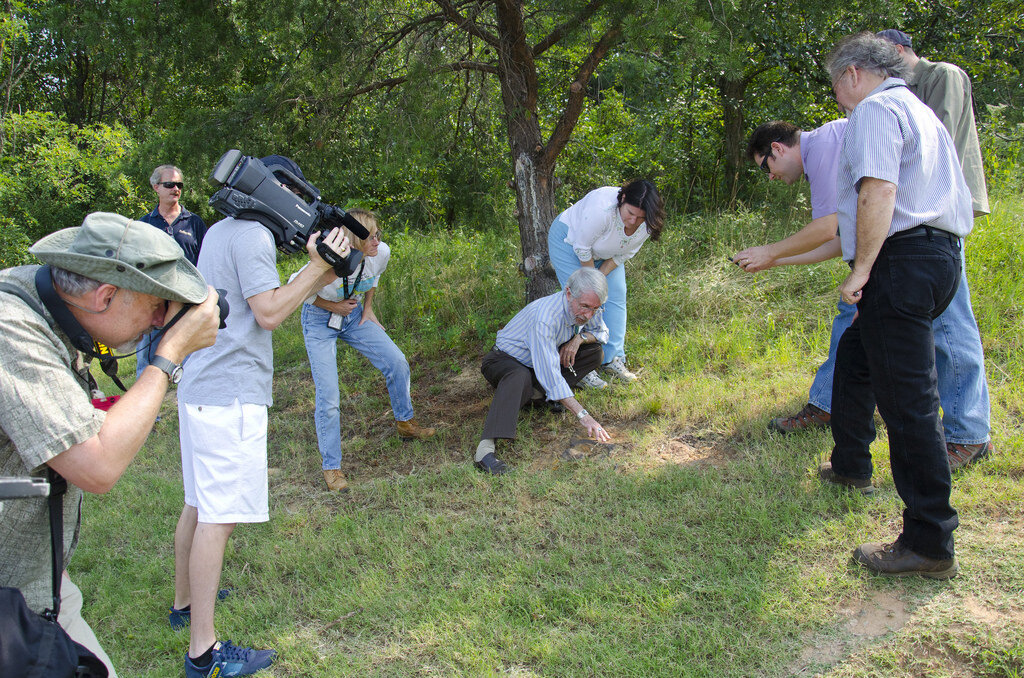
[547,179,664,388]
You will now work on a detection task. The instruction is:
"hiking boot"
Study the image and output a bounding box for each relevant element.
[947,440,992,472]
[169,589,232,629]
[768,403,831,434]
[852,540,959,579]
[323,469,349,492]
[396,418,436,440]
[601,356,637,382]
[184,640,276,677]
[578,370,608,389]
[818,462,874,495]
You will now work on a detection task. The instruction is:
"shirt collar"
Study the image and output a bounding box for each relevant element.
[869,76,909,98]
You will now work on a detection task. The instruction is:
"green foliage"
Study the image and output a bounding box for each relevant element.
[0,111,148,244]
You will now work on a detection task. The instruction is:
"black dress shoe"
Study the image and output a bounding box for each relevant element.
[474,452,508,475]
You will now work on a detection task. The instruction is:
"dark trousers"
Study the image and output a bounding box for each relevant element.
[479,342,603,440]
[830,232,962,560]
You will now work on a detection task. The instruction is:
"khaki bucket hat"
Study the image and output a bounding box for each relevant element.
[29,212,208,304]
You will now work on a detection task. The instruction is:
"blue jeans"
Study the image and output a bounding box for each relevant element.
[830,232,961,560]
[547,219,627,363]
[301,303,414,470]
[808,252,989,445]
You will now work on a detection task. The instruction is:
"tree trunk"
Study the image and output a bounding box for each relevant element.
[718,74,746,208]
[494,0,559,302]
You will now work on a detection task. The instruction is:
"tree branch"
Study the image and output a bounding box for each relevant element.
[542,24,622,167]
[433,0,501,48]
[344,60,498,97]
[533,0,608,56]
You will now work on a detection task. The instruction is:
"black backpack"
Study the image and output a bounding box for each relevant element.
[0,470,109,677]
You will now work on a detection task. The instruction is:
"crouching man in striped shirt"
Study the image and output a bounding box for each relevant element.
[474,267,613,475]
[824,32,974,579]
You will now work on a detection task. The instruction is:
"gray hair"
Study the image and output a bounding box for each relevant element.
[150,164,182,186]
[826,32,907,83]
[51,266,102,296]
[566,267,608,304]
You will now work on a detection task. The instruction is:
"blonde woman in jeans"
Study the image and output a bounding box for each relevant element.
[298,209,435,491]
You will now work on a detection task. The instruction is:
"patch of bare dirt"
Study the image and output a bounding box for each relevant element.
[839,590,911,637]
[787,591,912,676]
[632,432,736,470]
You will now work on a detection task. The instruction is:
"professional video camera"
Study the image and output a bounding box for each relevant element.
[208,150,368,277]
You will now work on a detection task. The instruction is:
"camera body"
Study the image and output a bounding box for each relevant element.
[208,150,366,276]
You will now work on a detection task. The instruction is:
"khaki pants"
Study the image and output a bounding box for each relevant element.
[58,573,118,678]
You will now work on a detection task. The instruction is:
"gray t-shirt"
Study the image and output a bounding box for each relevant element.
[177,217,282,406]
[0,266,100,612]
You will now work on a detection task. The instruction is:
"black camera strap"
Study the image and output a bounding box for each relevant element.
[34,267,128,393]
[42,467,68,622]
[342,259,367,300]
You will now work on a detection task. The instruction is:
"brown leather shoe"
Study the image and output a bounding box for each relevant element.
[323,469,349,492]
[947,440,992,472]
[852,540,959,579]
[396,418,436,440]
[818,461,874,495]
[768,403,830,434]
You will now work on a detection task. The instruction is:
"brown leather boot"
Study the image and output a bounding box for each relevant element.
[768,403,830,434]
[853,540,959,579]
[322,469,349,492]
[396,418,436,440]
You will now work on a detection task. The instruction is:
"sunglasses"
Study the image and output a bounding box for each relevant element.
[759,153,772,173]
[159,181,184,189]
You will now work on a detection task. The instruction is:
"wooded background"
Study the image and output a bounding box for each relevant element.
[1,0,1021,297]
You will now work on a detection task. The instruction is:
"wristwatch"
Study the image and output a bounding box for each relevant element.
[151,356,183,384]
[576,408,589,420]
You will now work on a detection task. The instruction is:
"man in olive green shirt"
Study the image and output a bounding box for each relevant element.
[877,29,989,216]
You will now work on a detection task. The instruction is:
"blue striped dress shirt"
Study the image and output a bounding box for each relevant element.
[837,78,973,262]
[495,289,609,402]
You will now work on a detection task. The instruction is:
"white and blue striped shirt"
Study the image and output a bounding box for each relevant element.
[837,77,973,262]
[494,289,609,402]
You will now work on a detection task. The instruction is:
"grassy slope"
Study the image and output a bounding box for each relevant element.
[75,192,1024,677]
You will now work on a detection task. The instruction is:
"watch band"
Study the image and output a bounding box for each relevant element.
[150,355,183,384]
[576,408,589,420]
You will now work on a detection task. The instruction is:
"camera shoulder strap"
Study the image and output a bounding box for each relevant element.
[342,259,367,300]
[42,467,68,622]
[34,266,127,393]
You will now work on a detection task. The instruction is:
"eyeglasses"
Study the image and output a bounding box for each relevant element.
[759,153,773,174]
[159,181,184,189]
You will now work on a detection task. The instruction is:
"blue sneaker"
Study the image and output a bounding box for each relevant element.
[169,588,233,629]
[184,640,276,677]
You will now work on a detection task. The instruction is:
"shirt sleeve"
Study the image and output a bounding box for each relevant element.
[236,226,282,299]
[527,316,573,401]
[0,306,102,472]
[566,189,616,262]
[846,100,904,189]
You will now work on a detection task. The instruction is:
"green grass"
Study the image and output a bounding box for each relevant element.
[76,195,1024,676]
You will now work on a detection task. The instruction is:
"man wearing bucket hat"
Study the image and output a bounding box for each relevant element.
[169,154,350,677]
[0,212,222,677]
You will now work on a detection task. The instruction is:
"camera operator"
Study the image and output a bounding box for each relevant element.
[170,155,350,678]
[0,213,221,677]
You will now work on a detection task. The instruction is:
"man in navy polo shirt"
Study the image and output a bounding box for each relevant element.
[136,164,208,378]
